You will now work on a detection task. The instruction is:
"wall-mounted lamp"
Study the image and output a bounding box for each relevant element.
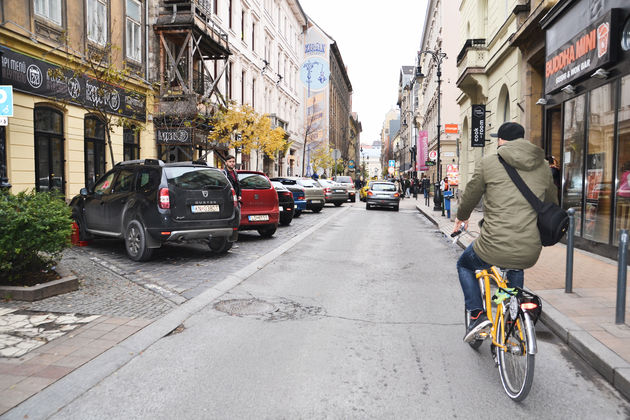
[535,98,547,105]
[261,59,269,75]
[590,68,609,79]
[561,84,576,95]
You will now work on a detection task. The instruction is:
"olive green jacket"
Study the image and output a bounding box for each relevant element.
[456,139,558,269]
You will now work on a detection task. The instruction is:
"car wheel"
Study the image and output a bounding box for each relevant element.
[208,236,233,254]
[394,205,399,211]
[366,203,371,210]
[334,202,343,207]
[257,225,277,238]
[280,215,293,226]
[125,220,154,262]
[293,210,302,218]
[312,206,323,213]
[353,196,356,203]
[73,216,90,241]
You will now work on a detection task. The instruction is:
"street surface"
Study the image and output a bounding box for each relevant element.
[20,202,630,418]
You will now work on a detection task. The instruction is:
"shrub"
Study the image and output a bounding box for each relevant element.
[0,190,72,283]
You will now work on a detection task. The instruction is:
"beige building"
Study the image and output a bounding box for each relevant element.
[416,0,459,187]
[456,0,524,191]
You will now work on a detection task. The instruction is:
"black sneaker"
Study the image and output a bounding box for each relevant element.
[464,311,492,343]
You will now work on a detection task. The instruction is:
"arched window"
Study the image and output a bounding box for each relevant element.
[84,115,106,187]
[497,84,511,126]
[34,106,65,193]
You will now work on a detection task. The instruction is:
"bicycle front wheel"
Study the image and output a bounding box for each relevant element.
[497,311,535,401]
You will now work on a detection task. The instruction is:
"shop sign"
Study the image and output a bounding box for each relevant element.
[0,46,146,121]
[445,124,458,134]
[544,10,618,93]
[471,104,486,147]
[156,128,191,144]
[425,161,435,166]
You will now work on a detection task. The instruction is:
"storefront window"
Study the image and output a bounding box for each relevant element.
[562,94,586,235]
[85,115,106,187]
[123,126,139,161]
[615,75,630,244]
[34,107,65,193]
[584,83,616,243]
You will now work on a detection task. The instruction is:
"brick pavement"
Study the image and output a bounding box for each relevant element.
[407,195,630,400]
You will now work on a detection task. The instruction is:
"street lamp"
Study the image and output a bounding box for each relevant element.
[415,48,447,215]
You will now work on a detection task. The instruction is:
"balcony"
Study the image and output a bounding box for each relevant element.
[456,39,487,91]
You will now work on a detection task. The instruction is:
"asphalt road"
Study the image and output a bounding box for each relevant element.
[43,204,630,418]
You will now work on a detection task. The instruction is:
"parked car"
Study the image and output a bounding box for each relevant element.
[237,170,279,237]
[270,177,307,217]
[317,179,347,206]
[332,175,356,202]
[272,177,325,213]
[359,180,379,201]
[70,159,240,261]
[366,181,400,211]
[271,180,295,226]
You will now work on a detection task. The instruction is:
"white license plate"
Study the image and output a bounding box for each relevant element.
[335,190,345,193]
[191,204,220,213]
[248,214,269,221]
[311,199,321,203]
[278,206,283,212]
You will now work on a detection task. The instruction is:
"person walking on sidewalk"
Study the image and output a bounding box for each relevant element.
[404,177,411,198]
[422,175,430,205]
[452,122,558,342]
[223,155,241,201]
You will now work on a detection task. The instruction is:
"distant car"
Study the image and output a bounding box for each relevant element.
[69,159,240,261]
[237,171,279,237]
[317,179,347,206]
[272,177,325,213]
[271,180,295,226]
[366,181,400,211]
[270,177,307,217]
[333,175,356,202]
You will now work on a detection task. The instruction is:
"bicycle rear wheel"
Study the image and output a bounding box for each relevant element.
[497,311,535,401]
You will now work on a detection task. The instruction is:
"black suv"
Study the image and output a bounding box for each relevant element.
[70,159,240,261]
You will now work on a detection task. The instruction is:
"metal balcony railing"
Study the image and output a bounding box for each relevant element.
[456,39,486,64]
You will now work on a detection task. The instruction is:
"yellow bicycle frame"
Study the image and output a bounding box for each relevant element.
[475,266,526,352]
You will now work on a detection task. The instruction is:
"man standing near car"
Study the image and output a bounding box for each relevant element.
[223,155,241,201]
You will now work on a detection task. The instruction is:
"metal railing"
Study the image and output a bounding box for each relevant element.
[456,39,486,64]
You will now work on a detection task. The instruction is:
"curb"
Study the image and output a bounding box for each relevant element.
[415,204,630,401]
[2,206,352,420]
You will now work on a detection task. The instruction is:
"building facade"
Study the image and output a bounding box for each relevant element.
[396,66,416,176]
[379,108,399,175]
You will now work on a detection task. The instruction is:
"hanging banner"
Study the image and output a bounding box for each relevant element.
[447,164,459,186]
[471,104,486,147]
[417,130,429,171]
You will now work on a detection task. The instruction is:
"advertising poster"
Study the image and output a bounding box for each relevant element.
[417,131,428,171]
[447,164,459,186]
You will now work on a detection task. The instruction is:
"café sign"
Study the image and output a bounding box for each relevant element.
[544,10,618,93]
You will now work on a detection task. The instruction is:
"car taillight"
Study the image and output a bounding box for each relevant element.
[298,195,305,200]
[367,191,373,196]
[231,188,238,204]
[159,188,170,209]
[324,188,331,193]
[282,191,292,197]
[394,193,399,198]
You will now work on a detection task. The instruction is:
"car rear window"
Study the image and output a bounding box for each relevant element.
[335,176,352,183]
[238,173,271,189]
[372,183,396,192]
[164,168,229,190]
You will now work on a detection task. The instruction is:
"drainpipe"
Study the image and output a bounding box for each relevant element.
[145,0,149,81]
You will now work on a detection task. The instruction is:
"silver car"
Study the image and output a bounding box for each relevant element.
[332,175,356,202]
[366,181,400,211]
[317,179,347,207]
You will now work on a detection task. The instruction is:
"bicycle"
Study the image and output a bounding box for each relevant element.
[453,230,542,401]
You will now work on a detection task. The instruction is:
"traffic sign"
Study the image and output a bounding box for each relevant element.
[388,167,395,174]
[348,159,355,169]
[429,150,437,160]
[388,160,395,167]
[0,86,13,117]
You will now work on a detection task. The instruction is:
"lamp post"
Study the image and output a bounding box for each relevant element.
[415,48,447,216]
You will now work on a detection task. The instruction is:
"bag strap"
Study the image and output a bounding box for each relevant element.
[498,155,543,213]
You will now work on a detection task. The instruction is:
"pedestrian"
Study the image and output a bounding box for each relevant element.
[404,177,411,198]
[412,178,419,199]
[440,176,449,193]
[222,155,241,201]
[422,175,431,205]
[452,122,557,342]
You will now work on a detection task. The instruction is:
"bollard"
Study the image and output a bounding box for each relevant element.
[565,208,576,293]
[616,230,628,325]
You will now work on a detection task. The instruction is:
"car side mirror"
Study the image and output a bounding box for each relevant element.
[80,188,88,197]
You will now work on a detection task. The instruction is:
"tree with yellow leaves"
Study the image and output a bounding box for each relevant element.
[310,145,335,176]
[209,103,286,169]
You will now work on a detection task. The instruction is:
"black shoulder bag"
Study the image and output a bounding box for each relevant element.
[498,156,569,246]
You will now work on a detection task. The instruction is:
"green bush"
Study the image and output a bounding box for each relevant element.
[0,190,72,283]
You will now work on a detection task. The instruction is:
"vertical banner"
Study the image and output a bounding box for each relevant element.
[447,164,459,186]
[471,104,486,147]
[417,131,428,171]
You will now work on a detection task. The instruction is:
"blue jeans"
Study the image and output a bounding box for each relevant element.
[457,244,524,312]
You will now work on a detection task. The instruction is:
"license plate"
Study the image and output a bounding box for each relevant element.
[311,199,321,203]
[278,206,283,212]
[191,204,220,213]
[248,214,269,221]
[335,189,345,193]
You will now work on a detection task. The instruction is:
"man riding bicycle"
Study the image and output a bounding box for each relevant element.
[452,122,558,342]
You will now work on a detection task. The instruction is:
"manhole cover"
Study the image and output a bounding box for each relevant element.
[214,299,277,316]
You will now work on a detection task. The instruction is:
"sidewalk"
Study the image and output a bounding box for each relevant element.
[402,195,630,401]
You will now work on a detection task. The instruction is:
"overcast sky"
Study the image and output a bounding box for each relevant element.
[298,0,429,146]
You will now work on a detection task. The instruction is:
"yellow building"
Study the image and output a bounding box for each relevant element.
[0,0,153,200]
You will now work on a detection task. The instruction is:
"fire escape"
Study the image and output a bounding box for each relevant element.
[153,0,231,162]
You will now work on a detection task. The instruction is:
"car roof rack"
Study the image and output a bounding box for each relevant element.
[115,159,164,167]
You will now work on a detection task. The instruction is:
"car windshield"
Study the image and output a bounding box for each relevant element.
[298,179,318,188]
[335,176,352,183]
[238,173,271,189]
[165,168,228,190]
[372,183,396,192]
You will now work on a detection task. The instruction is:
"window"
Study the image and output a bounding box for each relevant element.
[241,70,245,104]
[228,0,232,28]
[615,75,630,243]
[125,0,142,62]
[34,107,65,193]
[84,115,107,187]
[241,10,245,41]
[34,0,62,25]
[251,78,255,107]
[111,169,134,193]
[87,0,107,45]
[123,126,140,161]
[562,94,586,235]
[252,20,256,51]
[227,61,233,100]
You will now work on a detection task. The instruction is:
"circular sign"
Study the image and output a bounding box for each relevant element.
[348,159,355,169]
[388,167,395,174]
[429,150,438,160]
[473,106,485,118]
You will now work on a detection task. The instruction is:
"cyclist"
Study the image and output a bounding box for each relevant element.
[452,122,558,342]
